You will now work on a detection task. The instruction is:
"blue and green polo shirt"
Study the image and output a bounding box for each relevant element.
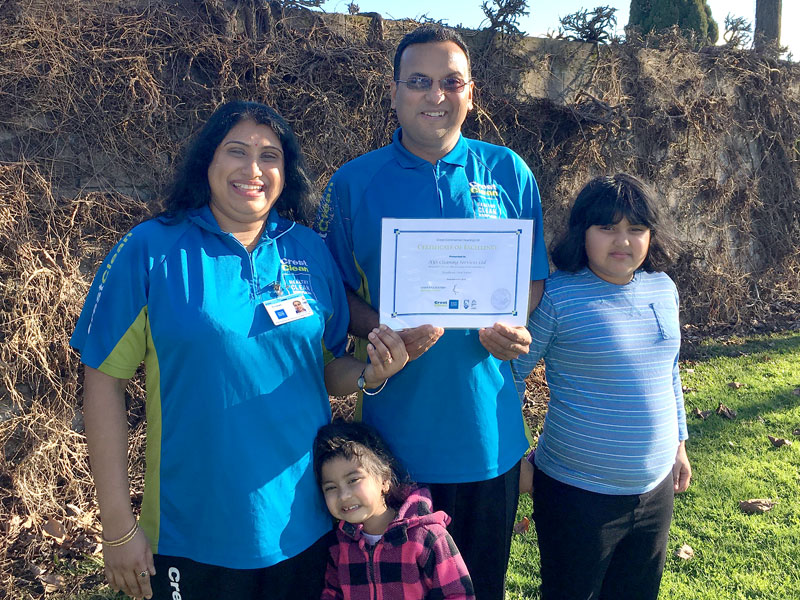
[71,206,348,568]
[315,130,550,483]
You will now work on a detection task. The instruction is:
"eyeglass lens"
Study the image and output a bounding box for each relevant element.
[400,77,467,92]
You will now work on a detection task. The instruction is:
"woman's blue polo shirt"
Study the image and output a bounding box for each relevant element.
[71,206,348,568]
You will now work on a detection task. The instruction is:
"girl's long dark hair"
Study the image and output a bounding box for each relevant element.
[551,173,679,273]
[162,101,316,225]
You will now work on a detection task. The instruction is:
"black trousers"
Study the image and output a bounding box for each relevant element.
[426,460,521,600]
[532,465,674,600]
[150,532,329,600]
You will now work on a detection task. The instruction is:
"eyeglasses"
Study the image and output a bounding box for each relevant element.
[395,76,471,93]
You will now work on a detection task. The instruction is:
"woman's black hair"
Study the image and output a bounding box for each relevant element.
[313,420,411,511]
[550,173,679,273]
[162,101,316,225]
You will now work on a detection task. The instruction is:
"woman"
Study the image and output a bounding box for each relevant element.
[71,101,407,600]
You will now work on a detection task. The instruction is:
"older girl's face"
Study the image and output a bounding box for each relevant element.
[207,120,285,234]
[584,216,651,285]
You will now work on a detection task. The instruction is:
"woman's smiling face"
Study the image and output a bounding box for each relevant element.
[207,119,285,233]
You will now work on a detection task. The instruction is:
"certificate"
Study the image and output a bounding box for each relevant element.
[379,218,533,329]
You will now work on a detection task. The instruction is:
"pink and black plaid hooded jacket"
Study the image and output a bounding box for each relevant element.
[321,486,475,599]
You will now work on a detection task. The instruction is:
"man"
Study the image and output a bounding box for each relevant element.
[315,24,549,599]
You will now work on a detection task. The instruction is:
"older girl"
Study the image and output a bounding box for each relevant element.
[511,174,691,600]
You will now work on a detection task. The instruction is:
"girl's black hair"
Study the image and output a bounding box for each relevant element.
[162,101,316,225]
[550,173,679,273]
[313,420,411,511]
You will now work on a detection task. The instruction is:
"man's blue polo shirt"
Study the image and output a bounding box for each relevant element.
[71,206,348,568]
[315,130,549,483]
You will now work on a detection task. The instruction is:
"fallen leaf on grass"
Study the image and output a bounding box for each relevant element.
[728,381,744,389]
[727,441,736,448]
[768,435,792,448]
[683,368,695,374]
[692,408,712,420]
[739,499,776,514]
[792,428,800,437]
[41,519,67,544]
[717,403,737,419]
[675,544,694,560]
[38,572,65,593]
[513,516,530,534]
[792,388,800,396]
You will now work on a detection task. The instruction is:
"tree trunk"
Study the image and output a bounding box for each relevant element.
[754,0,782,50]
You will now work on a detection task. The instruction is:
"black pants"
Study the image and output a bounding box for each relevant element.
[532,465,674,600]
[425,460,521,600]
[150,533,329,600]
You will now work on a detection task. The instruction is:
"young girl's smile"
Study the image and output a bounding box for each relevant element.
[320,457,396,535]
[585,216,651,285]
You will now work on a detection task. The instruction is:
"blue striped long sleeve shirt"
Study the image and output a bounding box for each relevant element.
[511,268,688,494]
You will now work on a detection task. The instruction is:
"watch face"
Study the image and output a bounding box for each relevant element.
[357,373,366,391]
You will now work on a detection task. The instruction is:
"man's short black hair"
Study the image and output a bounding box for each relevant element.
[393,24,471,80]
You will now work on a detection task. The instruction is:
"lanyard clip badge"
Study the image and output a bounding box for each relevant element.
[263,279,313,325]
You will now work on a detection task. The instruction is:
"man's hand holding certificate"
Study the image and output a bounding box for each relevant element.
[379,218,534,329]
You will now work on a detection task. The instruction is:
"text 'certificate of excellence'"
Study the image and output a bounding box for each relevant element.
[379,218,533,329]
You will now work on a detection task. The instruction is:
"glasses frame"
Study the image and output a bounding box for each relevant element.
[394,76,472,93]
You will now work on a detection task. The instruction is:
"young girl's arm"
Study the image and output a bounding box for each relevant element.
[320,548,344,600]
[420,526,476,599]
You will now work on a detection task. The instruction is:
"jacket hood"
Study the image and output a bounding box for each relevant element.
[339,486,450,546]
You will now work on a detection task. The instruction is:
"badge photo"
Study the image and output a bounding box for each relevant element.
[263,293,314,325]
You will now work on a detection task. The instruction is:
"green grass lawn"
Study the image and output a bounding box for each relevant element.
[507,331,800,600]
[47,332,800,600]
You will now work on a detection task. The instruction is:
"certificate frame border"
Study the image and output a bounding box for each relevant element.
[389,226,525,320]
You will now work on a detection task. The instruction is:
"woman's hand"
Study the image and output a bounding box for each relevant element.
[103,525,155,599]
[363,325,409,386]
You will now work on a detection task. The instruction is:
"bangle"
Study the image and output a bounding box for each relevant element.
[357,366,387,396]
[102,520,139,547]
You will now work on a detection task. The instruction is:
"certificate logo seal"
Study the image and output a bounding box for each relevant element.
[491,288,511,310]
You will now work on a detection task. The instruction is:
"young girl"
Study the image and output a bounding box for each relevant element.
[313,421,475,600]
[511,174,691,600]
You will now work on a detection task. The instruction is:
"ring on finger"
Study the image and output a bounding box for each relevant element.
[139,571,148,578]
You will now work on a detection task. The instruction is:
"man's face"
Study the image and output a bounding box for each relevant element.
[390,41,473,163]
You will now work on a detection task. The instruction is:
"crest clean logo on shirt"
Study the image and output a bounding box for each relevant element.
[469,181,505,219]
[281,258,316,298]
[315,182,334,237]
[281,258,310,273]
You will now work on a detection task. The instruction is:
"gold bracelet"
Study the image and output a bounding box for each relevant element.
[102,520,139,547]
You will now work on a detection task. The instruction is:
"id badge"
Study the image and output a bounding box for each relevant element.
[263,292,314,325]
